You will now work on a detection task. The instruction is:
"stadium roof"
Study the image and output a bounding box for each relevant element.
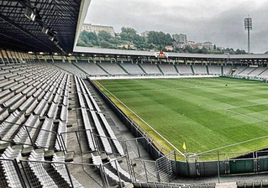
[0,0,90,54]
[75,46,268,60]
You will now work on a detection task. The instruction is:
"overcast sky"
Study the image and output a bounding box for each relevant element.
[85,0,268,53]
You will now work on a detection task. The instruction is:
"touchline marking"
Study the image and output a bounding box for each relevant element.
[197,134,268,155]
[226,102,268,110]
[225,109,268,124]
[197,107,268,155]
[95,80,185,157]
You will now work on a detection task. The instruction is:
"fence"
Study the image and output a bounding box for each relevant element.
[0,120,65,152]
[0,156,133,188]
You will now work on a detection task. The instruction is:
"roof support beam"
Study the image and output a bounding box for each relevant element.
[0,12,56,51]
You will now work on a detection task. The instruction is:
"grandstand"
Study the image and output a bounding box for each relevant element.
[2,1,268,188]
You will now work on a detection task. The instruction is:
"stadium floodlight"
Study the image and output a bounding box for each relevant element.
[28,51,33,54]
[39,52,44,55]
[48,35,54,41]
[54,53,58,56]
[244,17,252,54]
[53,39,59,45]
[42,27,49,34]
[24,7,36,21]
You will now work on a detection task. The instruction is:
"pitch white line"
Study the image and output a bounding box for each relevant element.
[226,102,268,110]
[226,109,268,124]
[198,107,268,155]
[95,80,185,157]
[197,134,268,155]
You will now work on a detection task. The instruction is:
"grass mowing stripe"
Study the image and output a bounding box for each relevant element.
[96,78,268,160]
[94,80,185,157]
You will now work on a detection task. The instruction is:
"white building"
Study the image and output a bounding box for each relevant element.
[82,24,115,37]
[173,34,187,44]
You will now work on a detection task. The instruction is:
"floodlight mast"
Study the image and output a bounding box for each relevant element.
[244,17,252,54]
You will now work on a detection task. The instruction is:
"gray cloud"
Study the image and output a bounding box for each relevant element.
[85,0,268,53]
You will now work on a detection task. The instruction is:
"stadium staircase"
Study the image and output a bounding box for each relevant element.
[71,62,89,76]
[258,67,268,75]
[118,62,130,75]
[156,64,164,75]
[206,65,209,75]
[247,67,258,75]
[236,66,248,74]
[96,63,111,75]
[174,65,180,74]
[138,64,147,74]
[190,65,195,74]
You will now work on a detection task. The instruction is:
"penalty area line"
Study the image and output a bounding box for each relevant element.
[95,80,185,157]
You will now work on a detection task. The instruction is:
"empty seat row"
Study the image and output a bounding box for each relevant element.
[55,121,67,151]
[75,76,125,155]
[35,118,54,149]
[91,154,130,187]
[52,153,84,187]
[0,147,23,188]
[28,150,57,188]
[13,114,40,145]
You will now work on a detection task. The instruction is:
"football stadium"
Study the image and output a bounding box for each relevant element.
[2,0,268,188]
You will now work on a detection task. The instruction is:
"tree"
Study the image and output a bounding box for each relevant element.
[121,27,137,35]
[100,41,113,48]
[147,31,173,46]
[98,31,112,42]
[77,38,87,47]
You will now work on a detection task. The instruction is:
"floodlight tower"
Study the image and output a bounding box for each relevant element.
[244,16,252,54]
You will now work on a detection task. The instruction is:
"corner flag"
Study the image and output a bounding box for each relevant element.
[182,142,186,151]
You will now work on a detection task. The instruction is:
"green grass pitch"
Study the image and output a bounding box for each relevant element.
[96,78,268,159]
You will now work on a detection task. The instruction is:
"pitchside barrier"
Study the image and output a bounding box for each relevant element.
[89,78,268,179]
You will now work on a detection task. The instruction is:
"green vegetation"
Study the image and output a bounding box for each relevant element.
[77,26,247,54]
[96,78,268,160]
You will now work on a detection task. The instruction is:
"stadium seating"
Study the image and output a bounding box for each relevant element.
[193,65,208,75]
[98,61,127,75]
[52,153,84,188]
[249,66,267,76]
[0,63,70,151]
[208,65,221,75]
[259,68,268,78]
[233,65,248,75]
[176,64,193,75]
[52,62,87,78]
[238,66,257,76]
[28,150,58,188]
[74,76,125,155]
[91,154,130,186]
[120,62,145,75]
[140,62,162,75]
[222,65,233,76]
[159,63,178,75]
[0,146,23,188]
[75,62,108,76]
